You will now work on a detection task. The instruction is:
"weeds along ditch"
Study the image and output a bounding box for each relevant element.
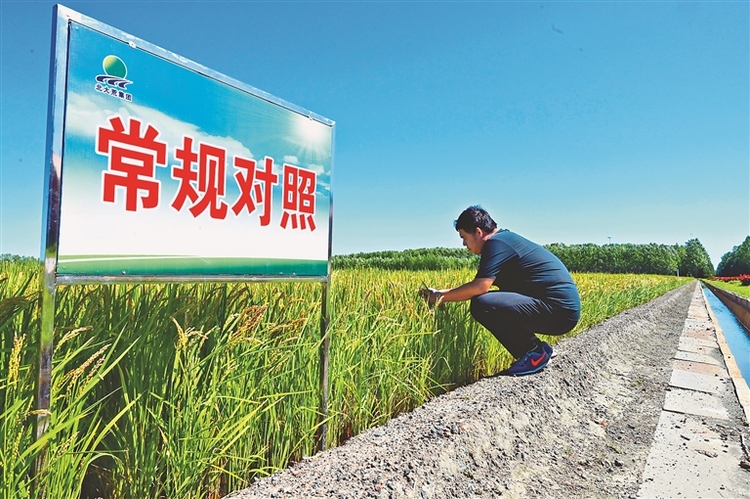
[0,258,688,499]
[707,278,750,299]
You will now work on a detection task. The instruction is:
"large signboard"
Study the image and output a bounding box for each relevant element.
[37,6,334,451]
[44,6,334,280]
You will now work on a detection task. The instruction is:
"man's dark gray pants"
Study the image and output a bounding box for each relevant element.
[470,291,579,359]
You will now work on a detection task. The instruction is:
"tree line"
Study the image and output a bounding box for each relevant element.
[10,234,746,278]
[333,239,716,277]
[716,236,750,277]
[546,239,714,277]
[333,247,477,271]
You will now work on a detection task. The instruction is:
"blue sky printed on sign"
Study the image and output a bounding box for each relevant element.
[59,22,332,265]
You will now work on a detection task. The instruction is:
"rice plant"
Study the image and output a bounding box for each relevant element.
[0,257,688,499]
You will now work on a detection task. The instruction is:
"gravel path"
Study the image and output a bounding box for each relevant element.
[227,282,701,498]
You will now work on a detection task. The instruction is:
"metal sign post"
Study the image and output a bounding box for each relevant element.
[35,6,69,466]
[318,281,331,451]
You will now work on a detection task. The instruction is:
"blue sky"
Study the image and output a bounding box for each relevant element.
[2,0,748,267]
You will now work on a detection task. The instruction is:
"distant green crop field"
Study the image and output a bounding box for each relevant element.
[0,258,689,499]
[705,279,750,299]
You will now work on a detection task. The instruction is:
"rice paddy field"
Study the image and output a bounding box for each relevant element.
[0,258,689,499]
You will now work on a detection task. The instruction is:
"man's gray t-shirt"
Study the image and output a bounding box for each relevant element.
[476,230,580,312]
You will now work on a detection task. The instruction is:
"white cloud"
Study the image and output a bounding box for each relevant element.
[307,163,326,176]
[65,92,254,163]
[65,92,124,137]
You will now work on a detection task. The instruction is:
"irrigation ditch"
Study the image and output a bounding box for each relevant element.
[702,280,750,388]
[703,281,750,332]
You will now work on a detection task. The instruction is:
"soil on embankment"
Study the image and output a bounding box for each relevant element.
[226,282,746,499]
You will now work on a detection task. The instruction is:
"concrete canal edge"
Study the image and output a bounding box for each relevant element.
[638,282,750,499]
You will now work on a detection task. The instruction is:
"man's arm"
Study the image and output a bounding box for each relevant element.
[430,277,494,305]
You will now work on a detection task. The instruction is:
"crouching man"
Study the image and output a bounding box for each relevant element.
[420,205,580,376]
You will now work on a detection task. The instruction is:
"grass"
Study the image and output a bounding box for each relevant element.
[0,258,689,499]
[706,279,750,299]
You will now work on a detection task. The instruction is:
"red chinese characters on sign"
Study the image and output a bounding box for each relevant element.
[170,136,199,212]
[232,157,279,226]
[170,137,229,219]
[96,114,319,229]
[192,144,228,219]
[281,164,317,231]
[97,116,168,211]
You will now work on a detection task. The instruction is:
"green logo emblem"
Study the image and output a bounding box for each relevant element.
[96,55,132,100]
[102,55,127,78]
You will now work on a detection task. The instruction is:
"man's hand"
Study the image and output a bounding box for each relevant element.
[419,285,443,307]
[419,278,493,307]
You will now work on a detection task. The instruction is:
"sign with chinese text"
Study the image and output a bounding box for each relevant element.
[53,15,333,278]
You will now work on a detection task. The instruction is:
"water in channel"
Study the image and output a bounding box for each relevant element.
[703,284,750,383]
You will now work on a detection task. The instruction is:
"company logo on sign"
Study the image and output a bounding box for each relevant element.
[95,55,132,102]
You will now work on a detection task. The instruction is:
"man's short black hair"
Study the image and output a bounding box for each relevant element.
[454,205,498,233]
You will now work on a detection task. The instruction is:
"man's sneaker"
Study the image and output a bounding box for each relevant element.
[502,347,550,376]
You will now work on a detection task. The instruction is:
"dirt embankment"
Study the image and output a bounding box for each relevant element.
[226,283,735,499]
